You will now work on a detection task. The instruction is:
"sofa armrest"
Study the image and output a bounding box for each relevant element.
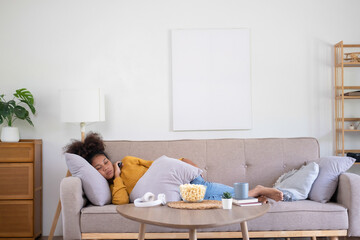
[336,172,360,237]
[60,176,87,240]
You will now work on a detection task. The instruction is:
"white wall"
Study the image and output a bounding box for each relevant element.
[1,0,360,236]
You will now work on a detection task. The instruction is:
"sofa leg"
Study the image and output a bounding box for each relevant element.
[330,237,339,240]
[287,238,291,240]
[312,237,316,240]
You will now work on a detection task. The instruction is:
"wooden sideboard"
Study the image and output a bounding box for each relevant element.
[0,140,42,239]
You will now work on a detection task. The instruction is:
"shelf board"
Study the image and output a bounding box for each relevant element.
[336,62,360,67]
[336,149,360,154]
[336,96,360,99]
[344,62,360,67]
[343,44,360,48]
[339,129,360,132]
[345,96,360,99]
[336,118,360,122]
[335,86,360,90]
[344,118,360,121]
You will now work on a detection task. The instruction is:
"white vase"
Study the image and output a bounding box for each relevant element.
[1,126,20,142]
[222,198,233,209]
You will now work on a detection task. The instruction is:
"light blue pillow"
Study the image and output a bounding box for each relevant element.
[308,156,355,203]
[65,153,111,206]
[274,162,319,201]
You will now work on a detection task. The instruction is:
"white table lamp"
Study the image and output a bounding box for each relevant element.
[49,88,105,240]
[60,88,105,141]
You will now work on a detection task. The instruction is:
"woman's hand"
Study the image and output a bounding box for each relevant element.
[113,161,122,178]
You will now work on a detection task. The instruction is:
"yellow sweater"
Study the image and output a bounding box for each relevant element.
[110,156,153,205]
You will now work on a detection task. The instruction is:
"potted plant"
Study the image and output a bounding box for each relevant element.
[222,191,233,209]
[0,88,36,142]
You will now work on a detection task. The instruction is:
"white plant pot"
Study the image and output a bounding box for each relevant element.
[1,127,20,142]
[222,198,233,209]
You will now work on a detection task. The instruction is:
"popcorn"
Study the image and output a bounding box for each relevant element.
[179,184,206,202]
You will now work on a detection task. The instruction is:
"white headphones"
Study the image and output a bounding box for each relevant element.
[134,192,167,207]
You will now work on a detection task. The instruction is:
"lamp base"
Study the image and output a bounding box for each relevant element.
[80,122,86,142]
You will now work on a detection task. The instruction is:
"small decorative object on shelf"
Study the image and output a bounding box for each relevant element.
[0,88,36,142]
[222,191,233,209]
[348,122,360,130]
[334,41,360,156]
[344,52,360,63]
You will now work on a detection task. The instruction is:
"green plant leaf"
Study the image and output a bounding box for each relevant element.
[0,102,5,116]
[222,191,232,199]
[0,100,16,127]
[14,88,34,105]
[1,89,36,127]
[14,105,28,120]
[20,100,36,114]
[13,88,36,115]
[25,115,34,126]
[0,100,15,117]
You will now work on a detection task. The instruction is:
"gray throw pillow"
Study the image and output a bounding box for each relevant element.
[308,156,355,203]
[130,155,203,202]
[274,162,319,201]
[65,153,111,206]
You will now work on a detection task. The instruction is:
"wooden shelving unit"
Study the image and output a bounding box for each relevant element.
[334,41,360,160]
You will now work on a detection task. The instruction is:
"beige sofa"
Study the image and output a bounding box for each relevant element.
[60,137,360,240]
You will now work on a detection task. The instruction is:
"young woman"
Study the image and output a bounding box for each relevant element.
[64,132,283,205]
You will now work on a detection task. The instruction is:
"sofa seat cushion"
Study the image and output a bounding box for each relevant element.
[80,200,348,233]
[80,204,188,233]
[247,200,348,231]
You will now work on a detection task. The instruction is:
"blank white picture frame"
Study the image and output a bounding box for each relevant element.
[172,29,251,131]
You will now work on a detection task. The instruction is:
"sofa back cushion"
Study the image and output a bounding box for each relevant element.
[104,138,319,189]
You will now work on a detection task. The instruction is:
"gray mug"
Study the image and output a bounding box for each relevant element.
[234,182,249,199]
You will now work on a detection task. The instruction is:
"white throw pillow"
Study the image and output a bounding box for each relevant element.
[274,162,319,200]
[65,153,111,206]
[130,155,203,202]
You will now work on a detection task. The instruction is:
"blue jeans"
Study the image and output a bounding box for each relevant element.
[190,176,234,200]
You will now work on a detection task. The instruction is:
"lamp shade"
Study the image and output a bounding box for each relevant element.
[60,88,105,123]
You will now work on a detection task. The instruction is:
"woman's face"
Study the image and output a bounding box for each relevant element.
[91,154,114,180]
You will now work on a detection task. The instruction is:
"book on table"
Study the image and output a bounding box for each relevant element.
[232,197,258,205]
[233,201,262,207]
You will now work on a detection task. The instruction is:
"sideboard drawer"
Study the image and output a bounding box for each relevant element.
[0,163,33,199]
[0,200,33,237]
[0,142,34,163]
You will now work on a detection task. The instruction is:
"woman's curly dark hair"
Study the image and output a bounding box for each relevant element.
[64,132,107,164]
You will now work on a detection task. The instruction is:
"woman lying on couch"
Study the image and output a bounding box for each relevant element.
[64,132,283,205]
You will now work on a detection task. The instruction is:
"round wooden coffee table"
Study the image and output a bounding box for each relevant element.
[117,203,269,240]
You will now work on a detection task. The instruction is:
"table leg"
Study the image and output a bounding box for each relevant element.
[138,223,146,240]
[240,221,249,240]
[189,229,197,240]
